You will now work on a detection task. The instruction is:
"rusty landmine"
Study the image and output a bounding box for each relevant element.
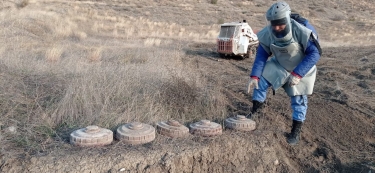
[225,115,256,131]
[70,125,113,147]
[116,122,155,145]
[156,120,189,138]
[189,120,222,137]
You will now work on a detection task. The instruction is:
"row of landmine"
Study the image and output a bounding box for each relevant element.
[70,115,256,146]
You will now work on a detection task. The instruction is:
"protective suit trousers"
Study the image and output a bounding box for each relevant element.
[252,76,308,122]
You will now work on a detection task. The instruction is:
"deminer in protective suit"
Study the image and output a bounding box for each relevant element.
[246,1,322,145]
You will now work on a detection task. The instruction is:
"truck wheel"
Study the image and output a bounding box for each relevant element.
[219,53,226,58]
[251,46,258,58]
[246,46,257,59]
[244,47,252,59]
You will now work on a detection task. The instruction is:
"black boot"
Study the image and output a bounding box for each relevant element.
[287,120,303,145]
[247,100,264,118]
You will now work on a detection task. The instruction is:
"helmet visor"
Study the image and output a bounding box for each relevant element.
[266,16,291,39]
[270,17,288,26]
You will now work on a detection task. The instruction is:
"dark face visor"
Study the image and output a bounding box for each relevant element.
[270,17,288,26]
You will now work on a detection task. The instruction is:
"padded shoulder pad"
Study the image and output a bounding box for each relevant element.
[256,27,272,55]
[291,13,307,26]
[309,33,322,56]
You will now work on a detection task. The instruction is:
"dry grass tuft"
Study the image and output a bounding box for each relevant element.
[331,15,345,21]
[210,0,218,4]
[71,31,88,41]
[144,38,162,46]
[45,46,64,63]
[18,0,29,8]
[160,75,199,115]
[87,47,103,62]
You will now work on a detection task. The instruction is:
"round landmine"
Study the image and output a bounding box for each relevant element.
[225,115,256,131]
[70,125,113,147]
[157,120,189,138]
[189,120,222,137]
[116,122,155,145]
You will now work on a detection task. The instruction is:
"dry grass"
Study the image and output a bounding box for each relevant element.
[45,46,64,63]
[0,1,227,153]
[18,0,29,8]
[87,47,102,62]
[0,41,227,153]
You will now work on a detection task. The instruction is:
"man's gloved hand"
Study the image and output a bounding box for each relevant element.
[288,72,302,87]
[247,76,259,93]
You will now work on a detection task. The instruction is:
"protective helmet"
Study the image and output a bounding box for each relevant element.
[265,1,292,45]
[266,1,291,23]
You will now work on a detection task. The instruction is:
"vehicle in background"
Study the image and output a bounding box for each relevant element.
[217,20,259,59]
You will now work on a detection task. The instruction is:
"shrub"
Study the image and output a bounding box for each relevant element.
[218,18,224,24]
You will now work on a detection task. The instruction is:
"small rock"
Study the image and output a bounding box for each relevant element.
[318,156,324,162]
[274,159,279,165]
[119,168,125,172]
[30,157,37,164]
[6,126,17,134]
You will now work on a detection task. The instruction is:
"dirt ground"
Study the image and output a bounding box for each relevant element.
[1,0,375,172]
[186,44,375,173]
[2,44,375,173]
[1,44,374,173]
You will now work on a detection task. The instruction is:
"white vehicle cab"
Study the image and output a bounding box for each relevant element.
[217,20,259,59]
